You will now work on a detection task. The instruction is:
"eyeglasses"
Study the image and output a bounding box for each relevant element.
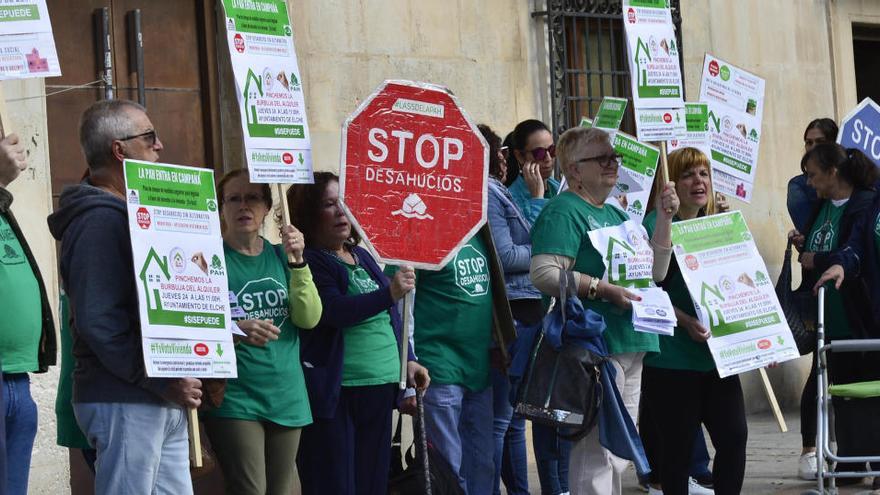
[224,194,265,207]
[578,153,622,168]
[527,144,556,161]
[118,130,158,146]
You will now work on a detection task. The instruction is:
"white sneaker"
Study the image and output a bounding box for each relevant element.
[688,477,714,495]
[648,486,663,495]
[798,452,818,480]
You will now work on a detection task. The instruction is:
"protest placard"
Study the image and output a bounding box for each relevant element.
[593,97,628,133]
[221,0,312,183]
[124,159,237,379]
[668,102,711,156]
[699,54,765,202]
[838,97,880,168]
[0,0,59,80]
[671,211,799,377]
[622,0,685,144]
[587,219,654,288]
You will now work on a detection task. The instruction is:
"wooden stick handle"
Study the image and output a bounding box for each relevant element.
[276,184,296,264]
[659,140,670,185]
[399,290,414,390]
[758,368,788,433]
[187,406,203,468]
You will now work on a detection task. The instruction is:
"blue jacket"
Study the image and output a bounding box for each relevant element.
[508,175,561,226]
[300,246,414,419]
[487,178,542,300]
[543,294,650,477]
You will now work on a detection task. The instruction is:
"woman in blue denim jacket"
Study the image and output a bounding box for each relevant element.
[481,123,570,495]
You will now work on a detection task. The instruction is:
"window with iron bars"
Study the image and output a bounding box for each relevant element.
[533,0,683,138]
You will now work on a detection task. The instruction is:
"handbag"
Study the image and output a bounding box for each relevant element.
[775,238,817,355]
[514,271,604,442]
[388,391,464,495]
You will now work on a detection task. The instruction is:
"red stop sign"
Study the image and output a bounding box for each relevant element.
[136,207,151,229]
[340,80,488,270]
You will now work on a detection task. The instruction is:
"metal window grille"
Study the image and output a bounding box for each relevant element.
[534,0,683,137]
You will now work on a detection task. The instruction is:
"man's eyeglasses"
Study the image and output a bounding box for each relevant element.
[578,153,622,168]
[223,194,265,207]
[527,144,556,161]
[119,130,158,146]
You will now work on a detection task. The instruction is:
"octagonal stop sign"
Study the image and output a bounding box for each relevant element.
[838,97,880,169]
[340,80,488,270]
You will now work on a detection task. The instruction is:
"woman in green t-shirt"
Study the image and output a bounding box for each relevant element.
[640,147,746,495]
[530,126,679,495]
[203,169,322,495]
[790,143,879,481]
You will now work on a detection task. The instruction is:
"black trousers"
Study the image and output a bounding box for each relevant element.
[800,353,818,448]
[296,383,397,495]
[642,366,747,495]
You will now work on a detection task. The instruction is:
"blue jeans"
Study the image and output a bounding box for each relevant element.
[492,368,528,495]
[3,374,36,495]
[423,383,494,495]
[74,401,192,495]
[533,422,571,495]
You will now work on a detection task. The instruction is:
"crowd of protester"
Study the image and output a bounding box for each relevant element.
[0,98,876,495]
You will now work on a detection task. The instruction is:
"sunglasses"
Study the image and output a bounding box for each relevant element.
[527,144,556,161]
[119,130,158,146]
[578,153,622,168]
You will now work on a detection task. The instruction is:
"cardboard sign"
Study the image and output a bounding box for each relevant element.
[622,0,684,109]
[699,54,766,202]
[593,97,629,132]
[124,160,237,378]
[671,211,798,377]
[0,0,60,80]
[221,0,313,183]
[340,80,488,270]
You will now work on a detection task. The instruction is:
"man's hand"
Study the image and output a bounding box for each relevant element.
[163,377,203,408]
[0,134,27,188]
[236,319,281,346]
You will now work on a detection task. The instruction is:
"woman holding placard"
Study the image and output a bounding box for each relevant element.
[204,169,321,495]
[287,172,430,495]
[640,147,747,495]
[529,126,679,495]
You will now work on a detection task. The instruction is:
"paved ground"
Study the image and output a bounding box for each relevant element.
[507,413,880,495]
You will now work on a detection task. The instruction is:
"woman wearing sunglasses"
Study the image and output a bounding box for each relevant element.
[507,119,561,225]
[530,127,679,495]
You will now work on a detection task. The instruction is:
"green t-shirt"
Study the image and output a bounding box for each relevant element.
[642,210,715,372]
[0,213,41,373]
[531,191,659,355]
[55,293,90,449]
[807,200,851,339]
[409,236,494,391]
[338,261,399,386]
[207,240,311,427]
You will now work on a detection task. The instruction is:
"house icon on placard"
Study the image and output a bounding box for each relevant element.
[243,68,262,127]
[605,237,636,284]
[139,247,170,312]
[700,282,725,328]
[634,37,651,91]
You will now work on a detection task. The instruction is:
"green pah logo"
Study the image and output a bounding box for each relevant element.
[206,199,217,212]
[210,254,225,276]
[719,65,731,81]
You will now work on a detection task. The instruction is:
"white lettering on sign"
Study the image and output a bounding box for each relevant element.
[392,98,445,118]
[367,128,465,170]
[851,119,880,161]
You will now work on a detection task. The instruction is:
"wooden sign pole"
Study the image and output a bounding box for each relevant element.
[188,407,203,467]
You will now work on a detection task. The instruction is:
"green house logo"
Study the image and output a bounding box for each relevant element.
[605,237,636,284]
[719,65,731,81]
[700,282,725,328]
[749,129,759,142]
[139,248,171,315]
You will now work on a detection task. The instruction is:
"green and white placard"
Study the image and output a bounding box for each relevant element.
[593,97,628,132]
[671,211,798,377]
[222,0,313,183]
[699,54,766,203]
[124,159,237,378]
[610,131,659,223]
[587,219,654,289]
[668,102,710,156]
[622,0,684,108]
[634,107,686,142]
[0,0,60,79]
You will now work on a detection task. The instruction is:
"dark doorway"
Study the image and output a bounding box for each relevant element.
[852,23,880,105]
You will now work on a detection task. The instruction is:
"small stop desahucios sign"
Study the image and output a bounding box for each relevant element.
[340,80,488,270]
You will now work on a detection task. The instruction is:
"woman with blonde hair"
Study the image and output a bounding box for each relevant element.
[640,147,747,495]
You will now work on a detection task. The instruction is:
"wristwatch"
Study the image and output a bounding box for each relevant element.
[587,276,600,300]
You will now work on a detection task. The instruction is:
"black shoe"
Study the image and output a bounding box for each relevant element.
[872,476,879,490]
